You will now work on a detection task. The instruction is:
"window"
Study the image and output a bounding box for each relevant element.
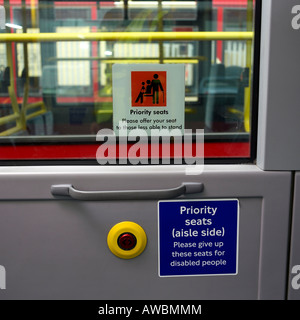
[0,0,259,163]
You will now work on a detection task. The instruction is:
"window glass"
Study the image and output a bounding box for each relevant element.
[0,0,258,162]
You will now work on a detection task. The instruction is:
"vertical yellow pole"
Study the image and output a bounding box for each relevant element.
[21,0,29,127]
[157,0,164,64]
[244,0,253,133]
[4,0,24,130]
[30,0,36,28]
[30,0,39,88]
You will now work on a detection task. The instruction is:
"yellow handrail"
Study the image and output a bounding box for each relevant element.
[0,31,253,42]
[0,113,20,126]
[49,56,205,62]
[243,0,253,133]
[0,125,23,136]
[96,59,199,64]
[25,101,47,121]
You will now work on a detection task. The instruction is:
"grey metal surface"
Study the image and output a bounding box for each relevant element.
[0,165,291,299]
[257,0,300,170]
[288,172,300,299]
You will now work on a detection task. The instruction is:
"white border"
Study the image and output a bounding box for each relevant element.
[157,198,239,278]
[113,64,185,135]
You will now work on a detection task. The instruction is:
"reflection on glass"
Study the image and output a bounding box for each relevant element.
[0,0,255,159]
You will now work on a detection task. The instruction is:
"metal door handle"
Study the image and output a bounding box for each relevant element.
[51,182,203,201]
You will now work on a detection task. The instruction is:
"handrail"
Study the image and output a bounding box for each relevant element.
[25,101,47,121]
[243,0,253,133]
[0,125,23,136]
[93,59,199,64]
[0,31,254,42]
[49,56,205,62]
[0,113,20,126]
[0,100,47,136]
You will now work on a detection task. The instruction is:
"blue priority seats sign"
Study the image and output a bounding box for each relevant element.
[158,199,239,277]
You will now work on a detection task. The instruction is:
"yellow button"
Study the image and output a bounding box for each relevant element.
[107,221,147,259]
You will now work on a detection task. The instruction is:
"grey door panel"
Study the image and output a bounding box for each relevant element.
[288,172,300,299]
[0,165,291,299]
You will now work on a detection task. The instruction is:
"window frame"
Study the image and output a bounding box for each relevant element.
[0,0,261,165]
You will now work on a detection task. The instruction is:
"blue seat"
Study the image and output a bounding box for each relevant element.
[43,111,53,135]
[27,115,45,135]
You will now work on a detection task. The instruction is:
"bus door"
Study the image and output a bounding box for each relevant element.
[0,0,295,300]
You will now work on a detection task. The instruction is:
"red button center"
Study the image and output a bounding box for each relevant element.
[118,233,137,251]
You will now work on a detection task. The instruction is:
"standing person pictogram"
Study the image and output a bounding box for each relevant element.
[131,71,167,107]
[151,74,164,104]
